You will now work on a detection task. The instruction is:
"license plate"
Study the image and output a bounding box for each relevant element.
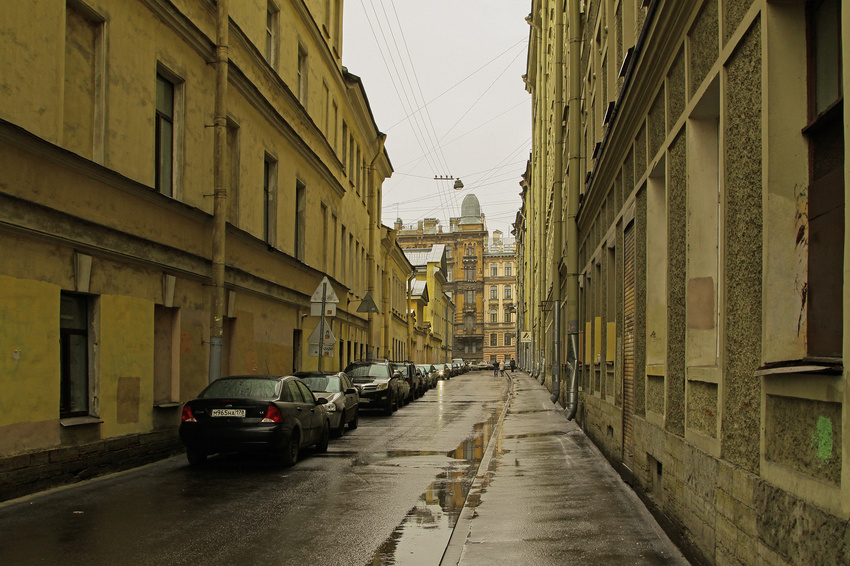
[210,408,245,417]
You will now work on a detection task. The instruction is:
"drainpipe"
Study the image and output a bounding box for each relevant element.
[550,0,565,405]
[564,0,581,419]
[208,0,229,384]
[368,134,387,359]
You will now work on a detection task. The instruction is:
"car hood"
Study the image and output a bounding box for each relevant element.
[350,376,389,385]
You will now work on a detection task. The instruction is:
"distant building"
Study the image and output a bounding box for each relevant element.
[482,232,517,365]
[395,194,515,364]
[404,244,455,364]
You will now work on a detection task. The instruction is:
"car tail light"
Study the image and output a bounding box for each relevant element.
[181,405,197,423]
[262,405,283,423]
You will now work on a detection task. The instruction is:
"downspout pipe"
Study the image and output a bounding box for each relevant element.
[550,0,565,405]
[368,134,387,359]
[208,0,229,384]
[564,0,581,419]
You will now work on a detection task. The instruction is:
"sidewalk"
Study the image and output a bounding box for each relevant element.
[442,371,690,566]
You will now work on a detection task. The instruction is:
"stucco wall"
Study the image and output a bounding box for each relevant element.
[723,17,763,474]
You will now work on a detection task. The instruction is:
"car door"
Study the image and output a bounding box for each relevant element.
[287,381,314,444]
[341,373,357,419]
[296,380,321,442]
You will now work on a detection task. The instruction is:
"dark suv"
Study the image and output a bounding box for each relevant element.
[343,360,405,415]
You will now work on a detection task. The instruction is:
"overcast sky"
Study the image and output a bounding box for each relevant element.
[342,0,531,238]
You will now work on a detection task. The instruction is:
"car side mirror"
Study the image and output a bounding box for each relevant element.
[345,388,358,395]
[315,397,328,405]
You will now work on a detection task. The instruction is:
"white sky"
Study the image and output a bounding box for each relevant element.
[342,0,532,237]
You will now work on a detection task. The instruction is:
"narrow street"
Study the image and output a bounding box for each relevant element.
[0,372,508,566]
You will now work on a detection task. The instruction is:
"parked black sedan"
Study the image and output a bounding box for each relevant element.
[179,375,330,467]
[295,371,360,437]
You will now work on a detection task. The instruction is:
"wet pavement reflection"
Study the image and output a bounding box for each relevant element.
[367,415,500,565]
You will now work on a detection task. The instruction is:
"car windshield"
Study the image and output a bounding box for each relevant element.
[301,376,340,393]
[346,364,389,378]
[199,378,279,399]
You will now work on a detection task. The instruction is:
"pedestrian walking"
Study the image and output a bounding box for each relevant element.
[499,360,505,376]
[493,362,499,377]
[510,358,516,372]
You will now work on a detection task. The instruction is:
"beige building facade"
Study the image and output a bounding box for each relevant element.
[483,232,517,365]
[395,194,490,363]
[0,0,400,499]
[524,0,849,564]
[404,245,456,364]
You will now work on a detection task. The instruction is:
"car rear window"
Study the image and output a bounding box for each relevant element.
[301,376,340,393]
[200,378,280,399]
[346,364,389,378]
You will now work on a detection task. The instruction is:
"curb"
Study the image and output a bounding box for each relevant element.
[440,372,517,566]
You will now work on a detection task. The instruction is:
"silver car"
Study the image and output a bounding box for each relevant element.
[296,371,360,437]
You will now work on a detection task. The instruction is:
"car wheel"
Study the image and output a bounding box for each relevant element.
[281,430,299,467]
[336,412,346,437]
[186,448,207,467]
[349,408,359,430]
[316,420,330,453]
[385,393,395,415]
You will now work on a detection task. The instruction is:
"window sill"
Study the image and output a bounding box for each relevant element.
[754,358,843,377]
[154,402,182,409]
[60,416,103,427]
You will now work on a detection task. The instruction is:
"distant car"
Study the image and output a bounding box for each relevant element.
[296,371,360,437]
[452,358,466,374]
[391,361,421,402]
[179,375,330,467]
[344,359,405,415]
[476,361,493,370]
[434,363,451,380]
[416,364,438,389]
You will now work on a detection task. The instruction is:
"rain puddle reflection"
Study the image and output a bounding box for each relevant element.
[366,414,500,566]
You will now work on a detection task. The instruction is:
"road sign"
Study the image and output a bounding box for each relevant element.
[521,331,532,343]
[311,302,337,317]
[308,343,335,357]
[307,319,336,344]
[355,291,380,313]
[310,276,340,304]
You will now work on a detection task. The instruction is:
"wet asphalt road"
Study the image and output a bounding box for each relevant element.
[0,371,509,566]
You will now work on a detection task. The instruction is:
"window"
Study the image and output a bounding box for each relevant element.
[464,314,474,331]
[806,0,844,357]
[266,2,279,67]
[505,264,512,277]
[446,246,452,259]
[465,290,475,305]
[155,73,175,195]
[505,334,513,347]
[490,310,498,323]
[504,285,512,300]
[263,156,277,245]
[322,82,330,134]
[341,121,348,166]
[466,244,475,256]
[504,310,512,323]
[490,286,497,299]
[491,265,498,277]
[465,267,475,281]
[154,305,180,405]
[321,203,328,271]
[295,180,306,261]
[491,333,498,347]
[60,293,91,418]
[297,44,308,104]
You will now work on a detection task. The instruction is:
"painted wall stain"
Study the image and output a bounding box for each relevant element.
[812,416,833,466]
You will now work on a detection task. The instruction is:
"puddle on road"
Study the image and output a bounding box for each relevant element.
[366,414,501,566]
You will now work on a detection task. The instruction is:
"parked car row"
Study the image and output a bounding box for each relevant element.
[179,359,463,468]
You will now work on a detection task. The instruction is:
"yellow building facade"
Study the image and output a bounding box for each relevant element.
[525,0,850,564]
[404,244,456,364]
[0,0,394,499]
